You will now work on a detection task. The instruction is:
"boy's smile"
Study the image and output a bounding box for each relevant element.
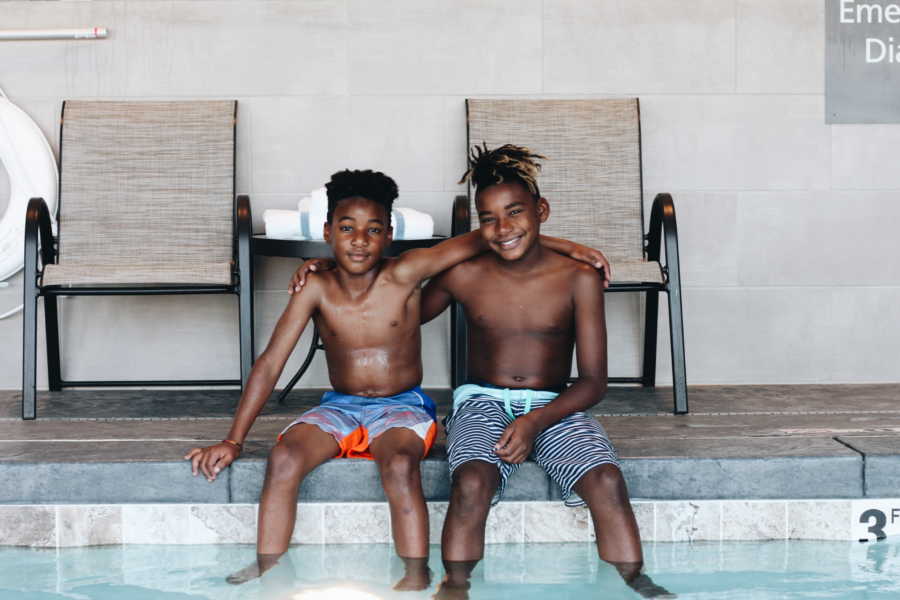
[475,182,549,262]
[496,234,524,251]
[324,196,393,275]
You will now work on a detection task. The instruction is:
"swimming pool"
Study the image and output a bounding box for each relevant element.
[1,539,898,599]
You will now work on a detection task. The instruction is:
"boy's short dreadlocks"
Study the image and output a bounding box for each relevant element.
[325,169,398,222]
[458,143,546,199]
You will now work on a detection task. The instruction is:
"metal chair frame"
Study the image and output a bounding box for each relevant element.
[21,101,254,420]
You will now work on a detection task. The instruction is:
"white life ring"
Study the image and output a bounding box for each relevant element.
[0,87,58,318]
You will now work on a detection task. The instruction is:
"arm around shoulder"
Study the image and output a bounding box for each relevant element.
[390,230,487,286]
[541,234,612,287]
[420,267,457,324]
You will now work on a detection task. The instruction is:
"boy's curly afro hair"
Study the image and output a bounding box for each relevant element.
[325,169,398,222]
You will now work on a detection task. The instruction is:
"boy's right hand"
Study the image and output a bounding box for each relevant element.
[288,258,335,294]
[184,443,240,482]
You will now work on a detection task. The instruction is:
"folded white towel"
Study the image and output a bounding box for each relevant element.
[391,207,434,240]
[263,209,302,239]
[297,186,328,240]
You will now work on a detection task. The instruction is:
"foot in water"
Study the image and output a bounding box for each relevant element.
[432,559,477,600]
[431,579,470,600]
[627,574,676,598]
[633,574,676,598]
[226,553,283,585]
[614,562,676,599]
[393,557,433,591]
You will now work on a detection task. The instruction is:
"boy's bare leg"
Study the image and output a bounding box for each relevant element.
[435,461,500,599]
[228,424,338,585]
[370,427,431,591]
[575,464,675,598]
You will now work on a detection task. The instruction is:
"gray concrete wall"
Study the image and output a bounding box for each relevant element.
[1,0,898,390]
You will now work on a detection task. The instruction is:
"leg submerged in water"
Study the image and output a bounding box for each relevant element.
[228,424,338,585]
[575,464,676,598]
[226,553,282,585]
[433,559,478,600]
[226,551,298,588]
[435,461,500,600]
[612,562,677,599]
[370,427,432,591]
[393,556,432,592]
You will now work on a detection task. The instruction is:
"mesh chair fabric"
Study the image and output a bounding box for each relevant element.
[53,100,235,286]
[42,262,233,287]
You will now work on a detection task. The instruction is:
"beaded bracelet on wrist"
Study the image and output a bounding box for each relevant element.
[222,439,243,451]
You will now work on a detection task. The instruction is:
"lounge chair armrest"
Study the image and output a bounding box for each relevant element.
[24,197,56,276]
[646,193,682,282]
[235,194,252,278]
[452,194,470,236]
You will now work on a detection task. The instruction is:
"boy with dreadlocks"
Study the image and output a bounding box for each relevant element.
[425,144,671,598]
[187,168,605,589]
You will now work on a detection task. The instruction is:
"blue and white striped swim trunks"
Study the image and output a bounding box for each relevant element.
[445,382,620,507]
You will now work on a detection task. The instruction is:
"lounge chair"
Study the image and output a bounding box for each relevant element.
[452,98,688,414]
[22,100,253,419]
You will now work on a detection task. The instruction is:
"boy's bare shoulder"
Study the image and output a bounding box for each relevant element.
[546,250,592,271]
[571,263,605,299]
[549,253,604,289]
[367,257,428,291]
[377,256,412,283]
[294,268,331,301]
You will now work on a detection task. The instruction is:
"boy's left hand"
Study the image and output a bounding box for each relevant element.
[288,258,335,294]
[494,414,541,464]
[568,243,612,288]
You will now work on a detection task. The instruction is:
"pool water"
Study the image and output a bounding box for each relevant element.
[1,540,899,599]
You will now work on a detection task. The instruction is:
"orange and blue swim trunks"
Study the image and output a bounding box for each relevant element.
[278,386,437,459]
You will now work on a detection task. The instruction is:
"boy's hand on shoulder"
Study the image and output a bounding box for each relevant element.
[288,258,335,294]
[566,243,611,288]
[540,235,612,287]
[184,442,240,482]
[494,414,541,464]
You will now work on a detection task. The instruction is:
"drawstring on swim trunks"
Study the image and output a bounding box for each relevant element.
[502,388,534,420]
[452,383,557,420]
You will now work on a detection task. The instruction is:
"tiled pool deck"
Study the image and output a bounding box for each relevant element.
[1,385,898,547]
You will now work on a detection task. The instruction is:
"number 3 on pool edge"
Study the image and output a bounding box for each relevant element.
[859,509,887,542]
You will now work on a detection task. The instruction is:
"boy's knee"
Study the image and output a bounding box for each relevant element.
[579,463,629,505]
[451,463,497,509]
[379,451,420,488]
[266,443,305,483]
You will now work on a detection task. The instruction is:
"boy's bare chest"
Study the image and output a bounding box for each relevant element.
[460,279,573,336]
[316,283,420,341]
